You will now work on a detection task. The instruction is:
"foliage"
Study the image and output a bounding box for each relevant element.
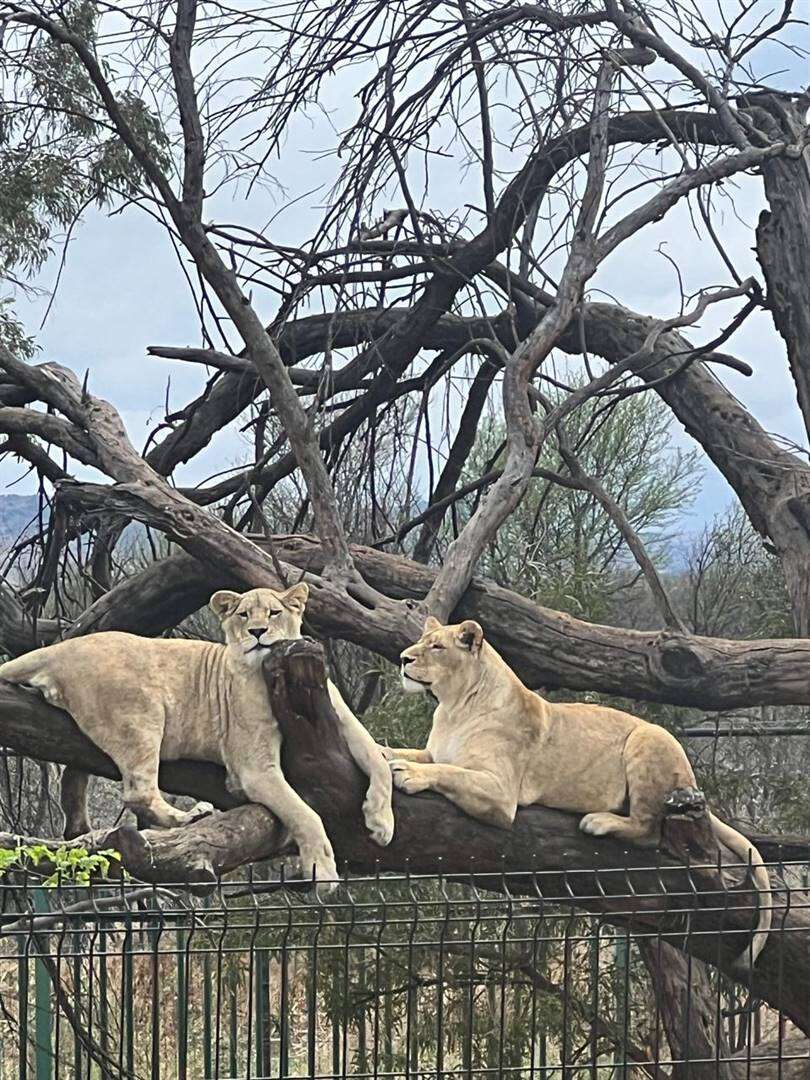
[0,0,170,354]
[679,505,792,639]
[450,385,699,625]
[0,840,122,885]
[361,679,435,750]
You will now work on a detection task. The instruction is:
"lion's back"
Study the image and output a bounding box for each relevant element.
[0,632,217,715]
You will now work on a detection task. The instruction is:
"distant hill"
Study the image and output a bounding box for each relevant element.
[0,492,150,558]
[0,494,43,546]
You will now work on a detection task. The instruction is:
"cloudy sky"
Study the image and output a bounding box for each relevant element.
[4,6,808,545]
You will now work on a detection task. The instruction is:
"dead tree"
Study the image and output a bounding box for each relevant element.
[0,3,809,1065]
[0,639,807,1034]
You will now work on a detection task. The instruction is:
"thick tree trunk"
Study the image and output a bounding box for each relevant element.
[754,99,810,442]
[753,96,810,633]
[0,640,807,1031]
[639,939,733,1080]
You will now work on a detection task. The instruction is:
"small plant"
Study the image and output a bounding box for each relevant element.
[0,841,123,886]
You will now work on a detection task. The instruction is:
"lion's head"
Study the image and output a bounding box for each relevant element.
[400,615,485,697]
[209,584,309,662]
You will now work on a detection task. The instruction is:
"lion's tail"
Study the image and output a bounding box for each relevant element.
[709,812,772,969]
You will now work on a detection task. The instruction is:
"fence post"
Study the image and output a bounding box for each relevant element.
[613,929,629,1080]
[254,947,269,1078]
[202,942,213,1079]
[32,888,53,1080]
[228,964,238,1079]
[98,927,109,1073]
[176,924,188,1080]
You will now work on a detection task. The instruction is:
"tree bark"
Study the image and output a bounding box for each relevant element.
[0,582,60,656]
[152,287,810,638]
[754,97,810,442]
[0,639,807,1032]
[639,939,733,1080]
[752,95,810,633]
[730,1038,810,1080]
[547,299,810,637]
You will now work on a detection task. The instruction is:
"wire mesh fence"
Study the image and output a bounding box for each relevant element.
[0,861,808,1079]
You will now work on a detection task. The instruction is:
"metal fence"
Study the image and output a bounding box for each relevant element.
[0,862,808,1079]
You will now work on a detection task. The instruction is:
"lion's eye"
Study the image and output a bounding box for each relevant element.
[269,610,280,618]
[239,612,248,619]
[430,643,444,650]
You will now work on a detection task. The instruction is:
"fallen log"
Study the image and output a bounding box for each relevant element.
[0,639,808,1031]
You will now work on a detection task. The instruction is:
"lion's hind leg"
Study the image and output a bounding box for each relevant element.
[120,743,213,830]
[61,766,91,839]
[579,811,657,844]
[88,712,213,830]
[580,725,695,847]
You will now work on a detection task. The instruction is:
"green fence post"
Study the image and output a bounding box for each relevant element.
[254,949,270,1078]
[122,912,134,1078]
[98,928,109,1073]
[613,930,629,1080]
[18,927,29,1080]
[177,925,188,1080]
[203,947,213,1079]
[228,965,238,1079]
[72,930,82,1079]
[32,889,53,1080]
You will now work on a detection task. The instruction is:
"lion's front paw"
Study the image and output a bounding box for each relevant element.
[297,841,340,897]
[579,812,615,837]
[364,799,395,846]
[377,744,397,762]
[389,759,430,795]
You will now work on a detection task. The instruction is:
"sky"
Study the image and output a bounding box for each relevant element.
[3,2,809,544]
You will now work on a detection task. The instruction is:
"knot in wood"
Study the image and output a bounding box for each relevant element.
[657,640,706,680]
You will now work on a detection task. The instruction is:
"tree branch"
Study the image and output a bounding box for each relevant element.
[554,420,688,633]
[33,528,810,711]
[7,5,355,580]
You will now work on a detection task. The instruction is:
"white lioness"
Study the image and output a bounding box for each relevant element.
[386,616,772,966]
[0,585,394,887]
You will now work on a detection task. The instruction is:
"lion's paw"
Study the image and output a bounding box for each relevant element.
[297,842,340,897]
[579,812,615,837]
[389,759,430,795]
[364,800,395,846]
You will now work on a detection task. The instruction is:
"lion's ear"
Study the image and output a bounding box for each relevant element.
[456,620,484,652]
[209,590,241,620]
[423,615,442,633]
[281,582,309,613]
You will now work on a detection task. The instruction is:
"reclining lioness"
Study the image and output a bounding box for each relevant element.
[385,616,772,966]
[0,585,394,888]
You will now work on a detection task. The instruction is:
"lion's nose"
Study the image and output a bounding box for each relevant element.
[248,628,265,641]
[401,654,415,667]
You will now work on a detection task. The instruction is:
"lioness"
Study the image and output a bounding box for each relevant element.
[386,616,772,965]
[0,585,394,887]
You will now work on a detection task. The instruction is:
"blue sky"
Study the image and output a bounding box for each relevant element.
[4,5,808,546]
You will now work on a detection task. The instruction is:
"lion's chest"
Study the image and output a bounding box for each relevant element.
[427,729,466,764]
